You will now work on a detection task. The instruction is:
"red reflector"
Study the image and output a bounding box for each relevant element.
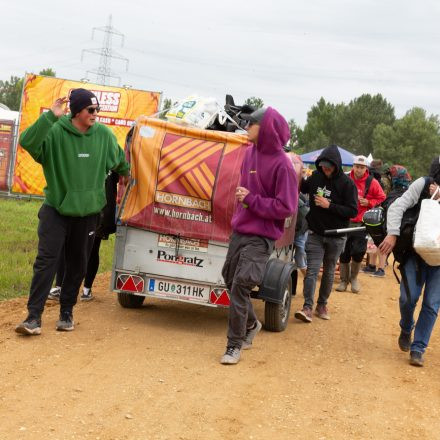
[116,274,144,293]
[116,277,124,290]
[209,289,230,306]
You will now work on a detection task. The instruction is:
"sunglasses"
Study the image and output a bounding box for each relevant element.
[85,106,100,114]
[245,121,257,129]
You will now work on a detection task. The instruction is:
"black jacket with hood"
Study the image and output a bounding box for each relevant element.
[300,145,358,236]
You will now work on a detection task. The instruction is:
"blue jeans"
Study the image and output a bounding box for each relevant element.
[303,232,346,308]
[399,255,440,353]
[294,231,308,269]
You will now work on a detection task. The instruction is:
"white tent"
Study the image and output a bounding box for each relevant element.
[0,103,19,122]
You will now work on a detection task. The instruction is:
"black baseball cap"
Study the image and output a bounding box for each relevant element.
[242,107,267,125]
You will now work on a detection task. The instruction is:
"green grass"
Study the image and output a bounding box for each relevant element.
[0,196,115,302]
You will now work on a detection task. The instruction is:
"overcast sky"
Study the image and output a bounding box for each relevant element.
[2,0,440,125]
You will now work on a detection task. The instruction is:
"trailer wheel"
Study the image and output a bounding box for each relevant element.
[264,277,292,332]
[117,292,145,308]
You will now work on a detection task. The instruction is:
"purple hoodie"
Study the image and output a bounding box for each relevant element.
[231,107,298,240]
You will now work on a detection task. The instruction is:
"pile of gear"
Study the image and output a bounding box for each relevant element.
[165,95,256,132]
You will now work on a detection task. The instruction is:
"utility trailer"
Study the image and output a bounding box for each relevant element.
[111,117,301,331]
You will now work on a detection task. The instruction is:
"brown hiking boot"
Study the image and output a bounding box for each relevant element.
[294,306,312,323]
[315,304,330,320]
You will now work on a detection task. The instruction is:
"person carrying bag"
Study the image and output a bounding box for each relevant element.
[379,156,440,367]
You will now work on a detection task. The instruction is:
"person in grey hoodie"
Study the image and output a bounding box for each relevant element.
[220,107,297,365]
[379,156,440,367]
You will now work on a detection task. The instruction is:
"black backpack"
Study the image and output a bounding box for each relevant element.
[388,177,432,264]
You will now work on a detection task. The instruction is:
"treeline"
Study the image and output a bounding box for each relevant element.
[2,71,439,178]
[0,69,56,110]
[283,94,439,179]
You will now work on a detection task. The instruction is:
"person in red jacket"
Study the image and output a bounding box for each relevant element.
[336,155,385,294]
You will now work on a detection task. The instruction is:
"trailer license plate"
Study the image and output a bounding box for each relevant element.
[148,278,209,302]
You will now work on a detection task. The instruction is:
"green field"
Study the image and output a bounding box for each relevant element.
[0,196,115,301]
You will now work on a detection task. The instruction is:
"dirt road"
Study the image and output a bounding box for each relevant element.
[1,270,440,440]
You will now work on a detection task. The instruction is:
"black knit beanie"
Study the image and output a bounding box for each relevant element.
[69,88,99,117]
[429,156,440,184]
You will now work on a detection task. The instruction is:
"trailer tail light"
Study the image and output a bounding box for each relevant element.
[209,289,230,306]
[116,274,145,293]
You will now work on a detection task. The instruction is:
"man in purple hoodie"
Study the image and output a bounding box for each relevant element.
[220,107,298,365]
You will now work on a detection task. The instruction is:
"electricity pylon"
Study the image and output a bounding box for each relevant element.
[82,15,129,86]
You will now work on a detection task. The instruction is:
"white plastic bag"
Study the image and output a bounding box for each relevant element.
[413,188,440,265]
[165,95,221,129]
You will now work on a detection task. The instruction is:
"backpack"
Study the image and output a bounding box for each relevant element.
[388,177,432,299]
[388,177,432,264]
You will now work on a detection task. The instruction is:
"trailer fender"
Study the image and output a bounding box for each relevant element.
[257,259,295,304]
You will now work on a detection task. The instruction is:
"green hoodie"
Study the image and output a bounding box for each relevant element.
[19,111,130,217]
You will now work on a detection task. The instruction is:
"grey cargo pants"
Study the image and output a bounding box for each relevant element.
[222,232,274,348]
[303,231,346,308]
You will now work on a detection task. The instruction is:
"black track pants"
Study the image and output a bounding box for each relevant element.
[27,204,98,319]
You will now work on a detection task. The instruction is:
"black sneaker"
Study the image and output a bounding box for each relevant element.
[56,312,74,332]
[80,290,94,302]
[15,317,41,335]
[409,351,424,367]
[398,330,412,352]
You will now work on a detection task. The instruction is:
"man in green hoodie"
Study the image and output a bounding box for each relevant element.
[15,89,130,336]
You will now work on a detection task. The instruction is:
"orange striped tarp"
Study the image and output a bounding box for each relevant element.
[120,117,249,242]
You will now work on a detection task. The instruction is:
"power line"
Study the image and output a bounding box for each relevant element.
[81,15,129,86]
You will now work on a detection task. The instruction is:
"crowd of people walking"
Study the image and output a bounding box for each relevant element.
[12,92,440,370]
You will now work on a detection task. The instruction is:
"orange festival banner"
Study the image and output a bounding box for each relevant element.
[12,74,161,195]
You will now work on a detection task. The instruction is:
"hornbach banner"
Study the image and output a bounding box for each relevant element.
[12,74,161,195]
[120,117,250,242]
[0,119,14,191]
